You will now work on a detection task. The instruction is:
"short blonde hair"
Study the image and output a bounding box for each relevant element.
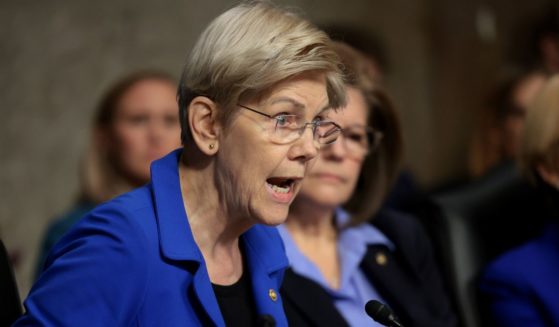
[178,1,346,144]
[332,42,403,225]
[521,74,559,182]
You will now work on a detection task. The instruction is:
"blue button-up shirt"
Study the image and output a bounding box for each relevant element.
[278,208,393,327]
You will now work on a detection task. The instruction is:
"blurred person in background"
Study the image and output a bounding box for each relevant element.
[279,42,456,327]
[470,2,557,178]
[509,2,559,74]
[479,74,559,327]
[322,24,388,84]
[34,71,182,278]
[323,24,420,214]
[16,2,346,325]
[469,69,547,177]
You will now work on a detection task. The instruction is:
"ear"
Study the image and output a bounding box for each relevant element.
[536,164,559,189]
[187,96,221,155]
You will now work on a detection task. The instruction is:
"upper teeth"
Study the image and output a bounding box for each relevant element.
[271,184,290,193]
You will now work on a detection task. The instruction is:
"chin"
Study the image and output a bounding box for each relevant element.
[299,191,350,209]
[254,205,289,226]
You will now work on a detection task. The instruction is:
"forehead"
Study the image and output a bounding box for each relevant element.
[117,79,177,111]
[123,79,175,98]
[330,87,368,127]
[256,72,329,111]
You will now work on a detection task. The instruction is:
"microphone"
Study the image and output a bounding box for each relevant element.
[365,300,404,327]
[257,314,276,327]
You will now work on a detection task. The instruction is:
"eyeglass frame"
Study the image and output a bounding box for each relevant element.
[237,104,342,146]
[336,125,384,157]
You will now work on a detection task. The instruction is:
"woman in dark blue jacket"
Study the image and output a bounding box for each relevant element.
[480,74,559,327]
[279,42,456,327]
[15,2,347,326]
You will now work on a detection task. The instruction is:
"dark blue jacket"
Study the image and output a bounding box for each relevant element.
[16,149,289,326]
[480,223,559,327]
[281,209,457,327]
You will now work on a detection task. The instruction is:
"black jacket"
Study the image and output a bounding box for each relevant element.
[280,209,457,327]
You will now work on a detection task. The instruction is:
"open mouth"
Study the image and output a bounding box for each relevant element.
[266,177,295,194]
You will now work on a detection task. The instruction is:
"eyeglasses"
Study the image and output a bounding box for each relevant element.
[337,125,383,157]
[238,104,342,146]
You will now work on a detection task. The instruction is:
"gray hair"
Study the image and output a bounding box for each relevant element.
[178,1,346,144]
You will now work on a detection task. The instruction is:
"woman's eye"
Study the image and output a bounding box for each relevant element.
[274,114,296,127]
[276,115,287,125]
[164,115,179,127]
[127,115,149,125]
[348,133,365,142]
[313,115,324,123]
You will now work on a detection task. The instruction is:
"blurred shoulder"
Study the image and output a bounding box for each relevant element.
[54,185,158,254]
[372,208,426,239]
[88,185,154,225]
[482,232,556,282]
[101,185,153,213]
[44,201,96,239]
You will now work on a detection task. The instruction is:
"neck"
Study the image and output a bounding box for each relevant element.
[285,199,341,289]
[179,151,249,284]
[285,199,338,246]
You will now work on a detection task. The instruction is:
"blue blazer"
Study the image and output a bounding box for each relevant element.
[16,149,289,326]
[479,223,559,327]
[35,201,96,279]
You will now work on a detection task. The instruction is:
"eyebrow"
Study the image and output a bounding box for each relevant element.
[269,98,304,113]
[317,106,334,117]
[269,97,331,117]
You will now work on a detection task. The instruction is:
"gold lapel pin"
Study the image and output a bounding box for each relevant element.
[268,288,278,301]
[375,252,388,266]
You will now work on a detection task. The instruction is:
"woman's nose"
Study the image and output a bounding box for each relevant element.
[322,135,347,159]
[288,127,319,163]
[147,119,166,144]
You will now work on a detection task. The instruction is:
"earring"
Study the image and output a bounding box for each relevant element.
[209,144,215,150]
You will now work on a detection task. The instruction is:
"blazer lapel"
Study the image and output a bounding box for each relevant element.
[360,245,424,327]
[281,269,349,327]
[243,226,290,326]
[191,265,226,326]
[151,149,225,326]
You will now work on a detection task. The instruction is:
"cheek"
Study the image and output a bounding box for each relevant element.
[114,126,146,157]
[306,159,363,203]
[346,159,364,187]
[162,125,182,147]
[110,127,151,178]
[504,118,524,136]
[502,119,525,152]
[216,135,264,200]
[214,146,272,223]
[306,156,319,172]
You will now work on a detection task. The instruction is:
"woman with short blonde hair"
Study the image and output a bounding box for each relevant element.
[480,75,559,327]
[178,2,345,143]
[18,2,346,326]
[520,75,559,182]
